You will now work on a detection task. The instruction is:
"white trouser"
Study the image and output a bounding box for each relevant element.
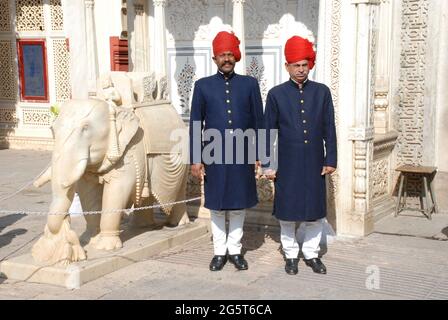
[279,218,323,260]
[210,209,246,255]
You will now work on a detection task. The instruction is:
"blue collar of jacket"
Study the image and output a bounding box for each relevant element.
[217,70,237,81]
[288,77,310,89]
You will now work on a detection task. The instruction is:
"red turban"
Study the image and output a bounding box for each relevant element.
[284,36,316,69]
[212,31,241,62]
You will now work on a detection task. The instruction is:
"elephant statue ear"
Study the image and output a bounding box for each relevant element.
[115,107,140,157]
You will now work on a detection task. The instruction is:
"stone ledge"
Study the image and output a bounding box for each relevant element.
[0,221,208,289]
[0,135,54,150]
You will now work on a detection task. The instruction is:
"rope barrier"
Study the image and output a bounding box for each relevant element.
[0,165,202,216]
[0,196,202,216]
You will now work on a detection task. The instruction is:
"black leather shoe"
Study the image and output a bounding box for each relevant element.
[285,258,299,275]
[304,258,327,274]
[209,255,227,271]
[228,254,248,270]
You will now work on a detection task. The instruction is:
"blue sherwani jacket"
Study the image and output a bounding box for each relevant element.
[264,79,337,221]
[189,72,264,211]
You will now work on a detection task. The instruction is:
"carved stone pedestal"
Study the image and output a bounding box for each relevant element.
[0,217,207,289]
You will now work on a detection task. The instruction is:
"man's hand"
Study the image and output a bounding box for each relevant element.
[321,166,336,176]
[263,169,277,180]
[191,163,205,181]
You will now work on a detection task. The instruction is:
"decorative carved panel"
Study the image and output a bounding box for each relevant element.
[53,39,71,102]
[16,0,45,32]
[368,5,380,208]
[245,46,281,108]
[0,107,17,125]
[328,0,342,130]
[175,60,197,114]
[167,47,211,114]
[22,107,51,126]
[369,5,379,128]
[244,0,285,40]
[0,1,11,32]
[0,40,16,101]
[166,0,210,41]
[246,56,268,104]
[50,0,64,31]
[296,0,320,38]
[397,0,428,166]
[327,0,342,209]
[372,158,389,201]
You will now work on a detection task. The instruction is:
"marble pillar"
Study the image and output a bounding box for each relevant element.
[232,0,246,75]
[373,0,392,134]
[346,0,380,236]
[132,1,147,71]
[84,0,99,95]
[62,0,88,99]
[153,0,167,77]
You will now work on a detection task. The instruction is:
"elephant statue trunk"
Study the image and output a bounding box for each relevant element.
[106,103,121,161]
[32,130,91,265]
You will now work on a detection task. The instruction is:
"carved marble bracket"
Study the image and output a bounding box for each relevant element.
[351,0,380,4]
[373,130,398,158]
[153,0,167,7]
[348,127,375,141]
[374,90,389,134]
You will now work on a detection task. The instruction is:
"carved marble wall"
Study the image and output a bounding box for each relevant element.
[326,0,342,220]
[53,39,71,102]
[0,40,16,101]
[166,0,215,42]
[0,0,71,148]
[167,47,212,115]
[245,47,282,105]
[396,0,428,166]
[0,1,11,32]
[50,0,64,31]
[0,107,17,126]
[16,0,45,32]
[22,108,51,127]
[394,0,429,202]
[243,0,286,40]
[296,0,319,40]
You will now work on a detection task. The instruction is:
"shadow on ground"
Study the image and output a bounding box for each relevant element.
[0,229,27,249]
[0,214,25,233]
[442,226,448,237]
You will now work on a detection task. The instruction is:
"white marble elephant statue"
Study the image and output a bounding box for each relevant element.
[31,97,189,266]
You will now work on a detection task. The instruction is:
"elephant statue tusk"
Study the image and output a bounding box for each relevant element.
[33,165,52,188]
[62,158,88,188]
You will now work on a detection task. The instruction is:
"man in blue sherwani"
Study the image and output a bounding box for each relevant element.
[264,36,337,275]
[189,31,264,271]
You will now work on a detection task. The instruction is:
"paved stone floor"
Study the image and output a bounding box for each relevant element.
[0,149,447,300]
